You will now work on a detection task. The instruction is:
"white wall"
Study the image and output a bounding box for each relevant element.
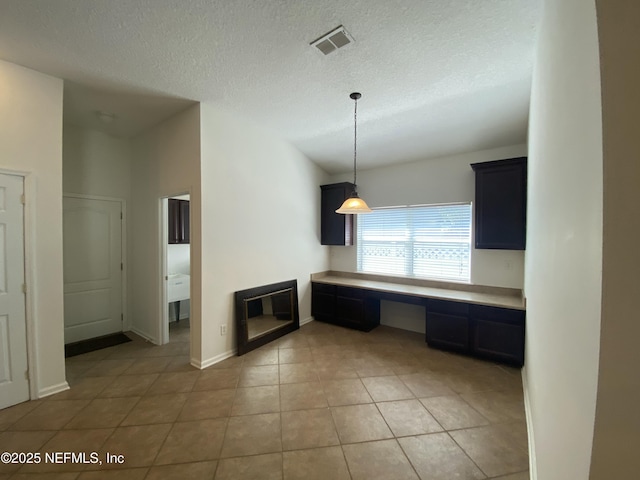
[524,1,603,478]
[330,145,526,333]
[329,144,527,289]
[168,244,190,275]
[0,60,66,397]
[130,105,201,350]
[63,125,133,325]
[589,1,640,477]
[199,104,330,366]
[63,125,132,200]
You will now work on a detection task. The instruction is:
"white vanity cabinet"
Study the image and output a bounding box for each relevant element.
[168,274,190,321]
[168,274,190,302]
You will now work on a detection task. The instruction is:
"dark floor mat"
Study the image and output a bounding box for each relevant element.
[65,332,132,358]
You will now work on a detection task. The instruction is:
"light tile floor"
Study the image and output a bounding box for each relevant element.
[0,320,530,479]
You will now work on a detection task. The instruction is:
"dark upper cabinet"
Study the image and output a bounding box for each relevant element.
[179,200,190,244]
[320,182,354,246]
[471,157,527,250]
[168,198,190,244]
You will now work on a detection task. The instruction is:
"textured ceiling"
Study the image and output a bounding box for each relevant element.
[0,0,540,173]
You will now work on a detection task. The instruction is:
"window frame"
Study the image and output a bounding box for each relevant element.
[356,202,472,283]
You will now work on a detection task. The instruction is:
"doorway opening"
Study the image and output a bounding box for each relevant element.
[161,193,191,345]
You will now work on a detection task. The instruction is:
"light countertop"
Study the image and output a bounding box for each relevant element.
[312,272,525,311]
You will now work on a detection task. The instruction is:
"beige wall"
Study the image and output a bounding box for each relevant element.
[199,104,330,366]
[330,144,527,333]
[0,60,66,397]
[329,144,527,289]
[524,0,603,478]
[63,125,133,326]
[130,105,202,362]
[590,1,640,477]
[63,125,132,200]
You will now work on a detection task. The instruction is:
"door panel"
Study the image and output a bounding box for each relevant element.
[0,174,28,409]
[63,197,122,344]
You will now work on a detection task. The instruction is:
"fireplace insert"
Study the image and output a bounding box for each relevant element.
[234,279,299,355]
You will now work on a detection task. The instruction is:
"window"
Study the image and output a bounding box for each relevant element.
[357,203,472,282]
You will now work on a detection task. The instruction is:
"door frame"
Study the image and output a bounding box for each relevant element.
[62,193,128,333]
[159,191,191,345]
[0,168,33,400]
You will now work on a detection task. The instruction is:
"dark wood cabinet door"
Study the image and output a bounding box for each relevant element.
[335,286,366,328]
[168,198,190,244]
[336,295,366,325]
[320,183,354,245]
[470,305,525,366]
[168,198,181,244]
[426,312,470,351]
[425,299,470,352]
[472,319,525,366]
[471,157,527,250]
[311,283,336,319]
[312,283,379,331]
[179,199,190,244]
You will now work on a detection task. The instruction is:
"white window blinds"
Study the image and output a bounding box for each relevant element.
[357,203,472,282]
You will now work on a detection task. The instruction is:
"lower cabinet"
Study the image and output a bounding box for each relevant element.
[311,283,336,319]
[425,299,470,352]
[426,299,525,366]
[470,305,525,366]
[312,283,380,332]
[312,282,525,366]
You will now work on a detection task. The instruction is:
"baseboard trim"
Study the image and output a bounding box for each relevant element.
[191,317,314,369]
[37,381,70,399]
[522,367,537,479]
[192,349,237,369]
[300,316,314,326]
[129,327,158,345]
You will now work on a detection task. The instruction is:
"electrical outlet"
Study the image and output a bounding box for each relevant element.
[220,324,227,335]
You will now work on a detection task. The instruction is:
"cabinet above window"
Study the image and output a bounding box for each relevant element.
[471,157,527,250]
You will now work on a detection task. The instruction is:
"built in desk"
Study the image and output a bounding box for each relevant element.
[311,272,525,367]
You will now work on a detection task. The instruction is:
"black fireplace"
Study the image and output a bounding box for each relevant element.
[234,279,299,355]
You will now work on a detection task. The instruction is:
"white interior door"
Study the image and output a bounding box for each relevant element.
[0,173,28,409]
[63,196,123,344]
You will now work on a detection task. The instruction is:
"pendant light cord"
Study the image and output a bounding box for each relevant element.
[353,95,358,188]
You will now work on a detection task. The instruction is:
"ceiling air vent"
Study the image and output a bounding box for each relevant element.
[310,26,354,55]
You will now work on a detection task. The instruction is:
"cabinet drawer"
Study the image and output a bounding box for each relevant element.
[427,298,469,316]
[426,312,469,352]
[336,286,365,299]
[168,275,190,302]
[312,282,336,295]
[470,304,525,324]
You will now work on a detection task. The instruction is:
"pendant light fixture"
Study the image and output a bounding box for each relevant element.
[336,92,372,214]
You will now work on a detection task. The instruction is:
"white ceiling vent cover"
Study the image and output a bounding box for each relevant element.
[310,26,354,55]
